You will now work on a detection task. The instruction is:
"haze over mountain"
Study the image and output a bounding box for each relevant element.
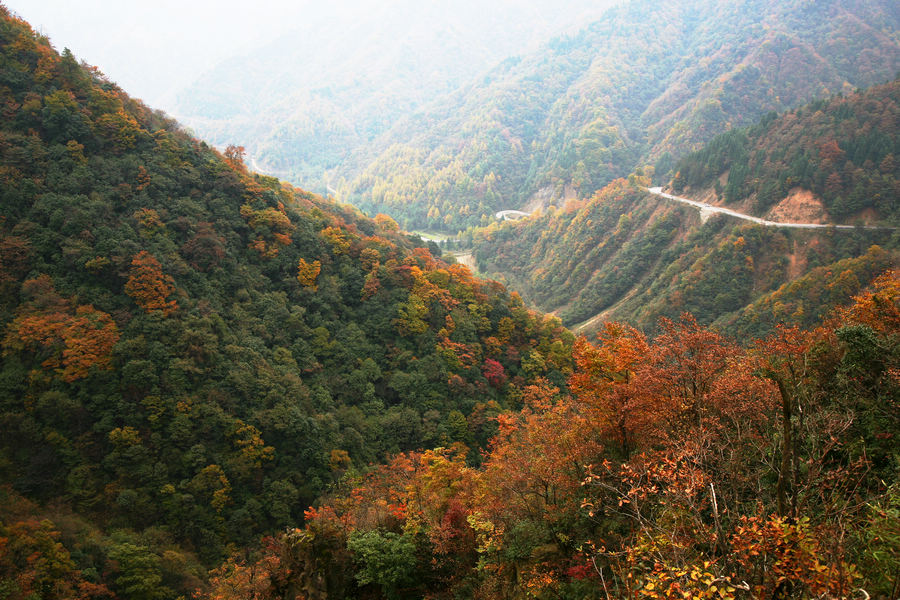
[472,78,900,335]
[19,0,897,235]
[9,1,615,130]
[2,0,319,108]
[168,0,617,189]
[333,0,900,231]
[2,2,899,599]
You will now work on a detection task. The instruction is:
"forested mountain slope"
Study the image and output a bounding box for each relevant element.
[337,0,900,231]
[195,277,900,599]
[3,7,899,600]
[672,77,900,223]
[0,7,574,596]
[473,80,900,334]
[170,0,612,194]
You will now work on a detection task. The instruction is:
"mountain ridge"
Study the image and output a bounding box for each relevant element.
[2,4,899,599]
[0,7,575,593]
[471,77,900,334]
[170,0,617,194]
[332,0,900,231]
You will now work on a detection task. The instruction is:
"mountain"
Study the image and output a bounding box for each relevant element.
[170,0,615,192]
[671,79,900,222]
[472,79,900,334]
[0,6,575,595]
[335,0,900,231]
[3,6,899,600]
[193,276,900,600]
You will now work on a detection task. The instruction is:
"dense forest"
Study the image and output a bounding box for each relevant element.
[473,80,900,334]
[672,79,900,222]
[192,277,900,599]
[0,8,575,597]
[331,0,900,231]
[1,3,899,600]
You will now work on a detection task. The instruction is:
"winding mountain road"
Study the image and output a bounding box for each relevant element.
[644,187,896,230]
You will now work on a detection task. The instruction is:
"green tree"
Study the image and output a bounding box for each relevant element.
[347,530,420,600]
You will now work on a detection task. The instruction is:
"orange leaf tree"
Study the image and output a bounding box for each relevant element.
[3,276,119,382]
[569,322,650,455]
[296,258,321,290]
[124,251,176,316]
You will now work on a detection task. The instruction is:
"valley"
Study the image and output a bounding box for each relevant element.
[330,0,900,232]
[473,77,900,337]
[0,2,898,599]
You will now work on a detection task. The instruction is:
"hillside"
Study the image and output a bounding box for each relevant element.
[334,0,900,232]
[672,78,900,223]
[170,0,613,193]
[473,80,900,333]
[193,278,900,600]
[2,6,899,600]
[0,7,575,595]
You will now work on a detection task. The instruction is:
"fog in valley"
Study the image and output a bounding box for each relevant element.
[7,0,618,117]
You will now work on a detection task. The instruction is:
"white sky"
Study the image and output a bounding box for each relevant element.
[5,1,317,108]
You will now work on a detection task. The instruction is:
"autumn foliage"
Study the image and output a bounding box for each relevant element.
[3,276,119,382]
[198,270,900,599]
[296,258,321,290]
[0,13,580,594]
[124,251,177,315]
[0,509,115,600]
[2,7,899,600]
